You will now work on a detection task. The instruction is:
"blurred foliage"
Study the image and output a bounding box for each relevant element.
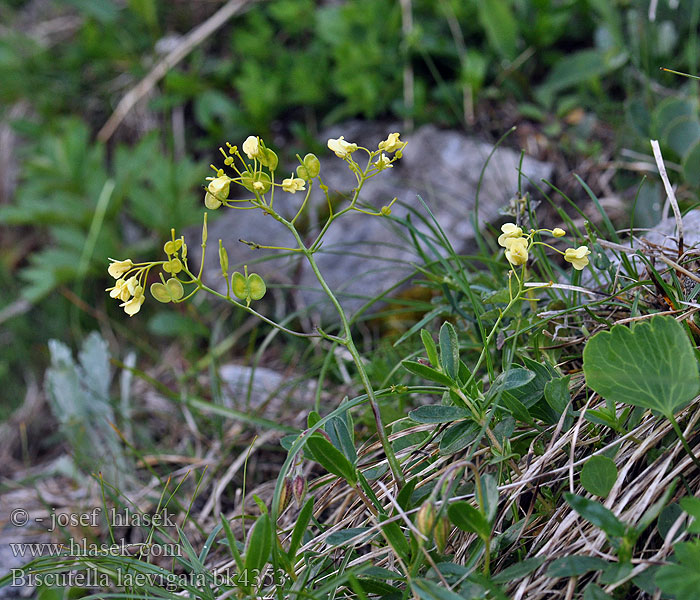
[1,0,700,407]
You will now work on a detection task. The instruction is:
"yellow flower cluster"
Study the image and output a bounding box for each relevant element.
[497,223,591,270]
[106,259,146,316]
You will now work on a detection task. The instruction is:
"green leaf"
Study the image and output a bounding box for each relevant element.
[480,474,499,523]
[655,540,700,600]
[582,315,699,418]
[305,433,357,485]
[402,360,454,386]
[448,501,491,539]
[421,329,439,368]
[683,141,700,187]
[220,515,244,572]
[409,405,469,424]
[439,421,480,455]
[492,557,546,583]
[583,584,613,599]
[288,497,314,559]
[544,376,572,416]
[680,496,700,534]
[439,322,459,379]
[487,368,536,404]
[326,527,375,546]
[564,493,626,538]
[546,555,609,577]
[379,515,410,561]
[326,414,357,463]
[477,0,518,60]
[244,513,272,575]
[412,578,466,600]
[580,456,617,498]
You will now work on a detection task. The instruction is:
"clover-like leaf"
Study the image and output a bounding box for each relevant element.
[582,315,699,418]
[150,278,184,303]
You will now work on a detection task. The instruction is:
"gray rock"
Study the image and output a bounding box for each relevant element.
[192,123,554,320]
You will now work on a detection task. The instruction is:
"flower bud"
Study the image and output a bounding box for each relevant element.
[218,240,228,276]
[278,477,293,514]
[434,516,450,553]
[292,474,307,507]
[552,227,566,238]
[415,501,437,539]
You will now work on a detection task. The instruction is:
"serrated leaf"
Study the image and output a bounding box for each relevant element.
[583,315,699,418]
[409,405,469,424]
[580,456,617,498]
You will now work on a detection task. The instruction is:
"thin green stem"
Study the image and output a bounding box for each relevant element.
[668,413,700,471]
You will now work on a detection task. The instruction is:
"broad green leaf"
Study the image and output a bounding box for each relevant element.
[305,433,357,485]
[580,456,617,498]
[409,405,469,424]
[244,514,272,575]
[439,421,480,455]
[326,527,375,546]
[680,496,700,534]
[583,583,613,599]
[326,415,357,463]
[546,554,609,577]
[288,497,314,559]
[664,117,700,157]
[402,360,454,387]
[492,556,546,583]
[439,322,459,379]
[582,315,699,418]
[379,515,410,561]
[480,474,499,523]
[683,141,700,187]
[412,578,466,600]
[655,540,700,600]
[564,493,626,538]
[544,376,571,416]
[448,501,491,539]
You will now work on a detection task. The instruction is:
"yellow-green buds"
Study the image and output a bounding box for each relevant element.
[415,501,450,552]
[374,153,392,170]
[108,258,134,279]
[552,227,566,237]
[278,477,293,514]
[378,132,406,154]
[416,501,437,539]
[282,177,306,193]
[231,266,267,305]
[242,136,260,160]
[150,277,184,303]
[497,223,523,248]
[380,205,392,216]
[327,136,358,158]
[564,245,591,270]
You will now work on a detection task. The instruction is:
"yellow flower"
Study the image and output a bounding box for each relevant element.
[207,176,231,200]
[505,237,529,266]
[374,153,393,170]
[378,132,406,153]
[107,259,133,279]
[107,278,131,302]
[205,192,222,210]
[242,135,260,160]
[282,177,306,193]
[121,292,145,317]
[564,245,591,270]
[497,223,523,248]
[552,227,566,238]
[327,136,358,158]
